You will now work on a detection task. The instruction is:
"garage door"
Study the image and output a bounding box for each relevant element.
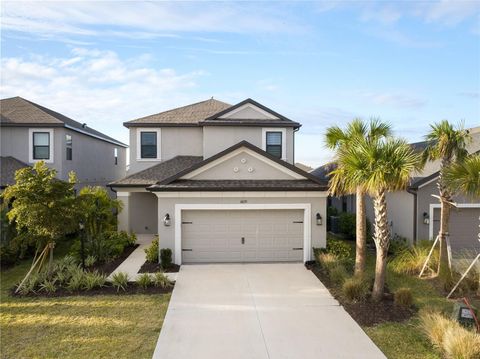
[433,207,480,255]
[182,209,304,263]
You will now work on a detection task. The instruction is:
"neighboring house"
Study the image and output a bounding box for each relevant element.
[295,162,314,173]
[312,126,480,255]
[109,98,328,264]
[0,97,127,193]
[0,156,29,190]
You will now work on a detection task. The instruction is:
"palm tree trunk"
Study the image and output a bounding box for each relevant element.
[355,187,366,275]
[437,184,452,282]
[372,190,390,301]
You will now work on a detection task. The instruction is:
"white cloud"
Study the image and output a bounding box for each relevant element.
[459,91,480,99]
[0,48,207,143]
[362,92,427,109]
[1,1,302,41]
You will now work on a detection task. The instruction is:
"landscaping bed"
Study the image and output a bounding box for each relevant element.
[138,261,180,273]
[306,261,416,326]
[87,244,139,275]
[10,280,173,298]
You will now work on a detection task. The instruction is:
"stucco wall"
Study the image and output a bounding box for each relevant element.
[203,126,295,164]
[155,194,327,263]
[127,192,158,234]
[365,191,415,242]
[128,127,203,174]
[190,152,297,180]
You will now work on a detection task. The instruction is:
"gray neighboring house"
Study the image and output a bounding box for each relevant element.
[110,98,329,265]
[0,96,127,193]
[312,126,480,255]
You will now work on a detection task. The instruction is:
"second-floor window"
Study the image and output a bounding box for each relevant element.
[66,134,72,160]
[114,148,118,165]
[140,131,157,159]
[33,132,50,160]
[265,131,282,159]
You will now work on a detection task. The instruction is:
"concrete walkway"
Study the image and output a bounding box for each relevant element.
[109,234,177,281]
[152,263,385,359]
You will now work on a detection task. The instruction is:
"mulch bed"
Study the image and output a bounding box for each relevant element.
[305,261,416,327]
[138,261,180,273]
[11,282,174,298]
[87,244,139,276]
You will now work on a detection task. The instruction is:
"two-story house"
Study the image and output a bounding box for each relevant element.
[0,97,127,193]
[110,98,328,264]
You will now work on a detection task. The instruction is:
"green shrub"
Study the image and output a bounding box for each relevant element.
[39,279,57,294]
[329,264,348,285]
[389,234,409,256]
[338,212,356,239]
[342,276,369,302]
[137,273,153,289]
[160,248,172,269]
[145,237,159,263]
[82,271,106,290]
[389,240,438,275]
[66,268,86,292]
[394,287,413,308]
[317,252,338,272]
[16,273,41,295]
[85,255,97,267]
[111,272,129,292]
[153,272,172,288]
[325,238,353,260]
[71,230,136,263]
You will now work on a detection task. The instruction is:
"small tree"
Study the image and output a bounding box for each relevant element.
[423,121,470,281]
[3,162,78,287]
[337,137,421,301]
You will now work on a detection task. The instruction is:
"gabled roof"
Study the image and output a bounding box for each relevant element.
[124,98,231,127]
[311,162,337,182]
[0,97,127,147]
[200,98,300,128]
[0,156,29,188]
[123,98,300,128]
[109,156,203,187]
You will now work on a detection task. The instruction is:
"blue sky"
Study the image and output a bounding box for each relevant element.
[1,1,479,166]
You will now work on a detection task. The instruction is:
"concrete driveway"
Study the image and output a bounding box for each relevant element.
[152,263,385,359]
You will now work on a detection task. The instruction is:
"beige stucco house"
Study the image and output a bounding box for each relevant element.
[313,126,480,256]
[110,98,328,265]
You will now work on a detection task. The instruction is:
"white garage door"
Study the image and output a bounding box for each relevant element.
[182,209,304,263]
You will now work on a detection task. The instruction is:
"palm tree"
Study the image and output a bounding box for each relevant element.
[326,119,392,275]
[337,137,421,301]
[423,121,471,281]
[444,153,480,198]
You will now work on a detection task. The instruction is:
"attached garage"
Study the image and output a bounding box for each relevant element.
[431,205,480,255]
[181,209,304,263]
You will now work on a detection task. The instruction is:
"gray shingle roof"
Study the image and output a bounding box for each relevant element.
[0,97,127,147]
[124,99,231,127]
[148,179,325,191]
[110,156,203,186]
[0,156,29,188]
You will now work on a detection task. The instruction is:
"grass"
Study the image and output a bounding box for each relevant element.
[1,258,170,359]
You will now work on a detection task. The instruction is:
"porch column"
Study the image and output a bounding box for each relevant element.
[117,191,131,232]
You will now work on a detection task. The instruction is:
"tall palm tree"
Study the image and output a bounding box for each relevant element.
[444,153,480,198]
[337,137,421,301]
[423,121,471,281]
[326,119,391,275]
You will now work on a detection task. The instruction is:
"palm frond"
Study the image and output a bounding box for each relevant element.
[443,154,480,198]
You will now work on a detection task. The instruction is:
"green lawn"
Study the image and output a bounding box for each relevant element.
[0,260,170,359]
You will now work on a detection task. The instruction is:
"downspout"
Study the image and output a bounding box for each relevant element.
[406,187,418,245]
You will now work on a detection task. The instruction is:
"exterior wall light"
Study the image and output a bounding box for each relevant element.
[163,213,171,226]
[423,212,430,225]
[316,213,322,226]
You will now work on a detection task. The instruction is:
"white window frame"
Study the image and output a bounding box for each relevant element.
[172,203,312,265]
[136,128,161,161]
[262,127,286,161]
[29,128,54,163]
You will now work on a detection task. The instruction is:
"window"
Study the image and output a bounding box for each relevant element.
[140,131,157,159]
[114,148,118,165]
[33,132,50,160]
[265,131,282,158]
[66,134,72,160]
